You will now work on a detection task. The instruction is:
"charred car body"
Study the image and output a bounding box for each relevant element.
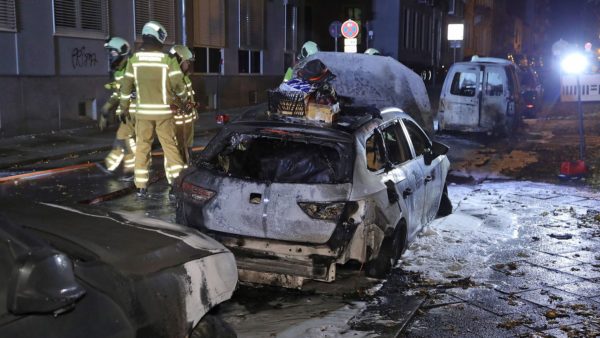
[175,106,451,288]
[438,56,523,135]
[0,201,237,338]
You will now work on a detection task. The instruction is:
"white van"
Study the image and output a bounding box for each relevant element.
[437,56,523,135]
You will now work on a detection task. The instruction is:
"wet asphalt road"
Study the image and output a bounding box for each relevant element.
[2,133,600,337]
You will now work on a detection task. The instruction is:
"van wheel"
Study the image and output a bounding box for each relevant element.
[191,314,237,338]
[365,222,407,279]
[437,183,453,217]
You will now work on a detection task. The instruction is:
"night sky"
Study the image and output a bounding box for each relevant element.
[547,0,598,47]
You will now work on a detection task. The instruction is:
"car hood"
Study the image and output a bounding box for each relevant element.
[0,201,230,276]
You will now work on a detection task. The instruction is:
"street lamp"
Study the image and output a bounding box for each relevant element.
[560,52,589,177]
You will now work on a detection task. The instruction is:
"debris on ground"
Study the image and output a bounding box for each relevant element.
[497,316,533,329]
[548,233,573,240]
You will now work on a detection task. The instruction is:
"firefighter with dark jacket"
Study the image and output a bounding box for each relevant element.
[168,45,197,164]
[119,21,189,197]
[100,36,137,179]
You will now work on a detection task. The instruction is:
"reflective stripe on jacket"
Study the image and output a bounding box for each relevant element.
[120,51,188,120]
[106,68,137,114]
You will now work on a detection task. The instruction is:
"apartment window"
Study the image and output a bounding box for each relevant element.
[54,0,109,37]
[284,2,297,53]
[413,12,420,50]
[193,0,225,48]
[239,0,264,50]
[135,0,175,43]
[194,47,222,74]
[238,50,261,74]
[0,0,17,32]
[403,8,411,49]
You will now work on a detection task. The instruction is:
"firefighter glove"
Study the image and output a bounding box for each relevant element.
[118,109,131,124]
[98,113,108,131]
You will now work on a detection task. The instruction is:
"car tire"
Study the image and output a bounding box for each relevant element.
[365,222,407,279]
[437,183,453,217]
[191,314,237,338]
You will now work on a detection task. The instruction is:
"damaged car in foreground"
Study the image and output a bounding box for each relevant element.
[175,106,451,288]
[0,200,237,338]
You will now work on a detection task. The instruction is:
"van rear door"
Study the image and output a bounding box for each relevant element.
[480,65,510,130]
[439,64,482,131]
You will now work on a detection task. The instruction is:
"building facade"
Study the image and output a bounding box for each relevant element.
[0,0,288,137]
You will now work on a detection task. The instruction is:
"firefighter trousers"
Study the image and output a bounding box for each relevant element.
[175,120,195,164]
[104,121,136,173]
[134,118,185,189]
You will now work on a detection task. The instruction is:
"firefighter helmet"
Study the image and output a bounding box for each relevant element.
[299,41,319,60]
[104,36,130,70]
[169,45,195,63]
[142,21,168,44]
[364,48,381,55]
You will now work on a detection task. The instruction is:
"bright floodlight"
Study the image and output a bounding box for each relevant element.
[561,53,589,74]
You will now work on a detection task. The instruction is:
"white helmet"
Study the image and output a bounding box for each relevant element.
[299,41,319,60]
[364,48,381,55]
[142,21,167,44]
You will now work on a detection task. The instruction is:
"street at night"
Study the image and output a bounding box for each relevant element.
[2,0,600,337]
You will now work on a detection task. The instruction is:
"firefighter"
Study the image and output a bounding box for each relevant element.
[283,41,319,82]
[100,36,136,179]
[364,48,381,55]
[119,21,189,197]
[168,45,197,165]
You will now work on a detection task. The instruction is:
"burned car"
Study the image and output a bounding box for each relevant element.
[0,201,237,338]
[175,106,451,288]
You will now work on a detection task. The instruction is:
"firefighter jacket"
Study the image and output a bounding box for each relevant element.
[105,68,137,115]
[119,51,188,120]
[174,75,197,126]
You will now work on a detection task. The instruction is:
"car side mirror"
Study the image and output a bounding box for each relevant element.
[424,141,449,165]
[8,250,85,315]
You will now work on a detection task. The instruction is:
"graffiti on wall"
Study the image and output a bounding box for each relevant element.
[71,46,98,69]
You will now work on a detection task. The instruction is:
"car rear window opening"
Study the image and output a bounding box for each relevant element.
[203,133,352,184]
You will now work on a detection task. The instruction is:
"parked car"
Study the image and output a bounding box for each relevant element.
[175,106,451,288]
[437,56,523,135]
[518,65,544,117]
[0,200,238,338]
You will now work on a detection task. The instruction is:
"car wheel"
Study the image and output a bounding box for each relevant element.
[191,314,237,338]
[437,183,453,217]
[365,222,407,279]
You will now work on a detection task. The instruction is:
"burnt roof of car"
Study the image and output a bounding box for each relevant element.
[233,104,382,134]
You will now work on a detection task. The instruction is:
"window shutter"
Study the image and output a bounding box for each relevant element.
[54,0,108,35]
[135,0,175,43]
[0,0,17,32]
[54,0,77,29]
[81,0,108,32]
[194,0,225,48]
[239,0,264,50]
[135,0,150,36]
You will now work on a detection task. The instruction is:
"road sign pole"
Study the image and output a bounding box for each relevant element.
[577,74,586,160]
[335,37,338,52]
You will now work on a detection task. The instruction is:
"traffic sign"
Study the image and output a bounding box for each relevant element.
[329,21,342,39]
[341,19,359,39]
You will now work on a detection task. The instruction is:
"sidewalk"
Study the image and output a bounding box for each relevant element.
[0,105,260,170]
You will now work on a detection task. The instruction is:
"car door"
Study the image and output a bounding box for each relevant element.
[368,120,425,235]
[479,65,509,130]
[439,64,482,130]
[401,119,443,226]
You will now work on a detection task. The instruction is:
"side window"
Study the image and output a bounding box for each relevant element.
[485,71,504,96]
[381,123,412,165]
[450,71,477,97]
[365,133,385,172]
[403,120,431,156]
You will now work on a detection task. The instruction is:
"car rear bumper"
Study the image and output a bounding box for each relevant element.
[218,235,340,288]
